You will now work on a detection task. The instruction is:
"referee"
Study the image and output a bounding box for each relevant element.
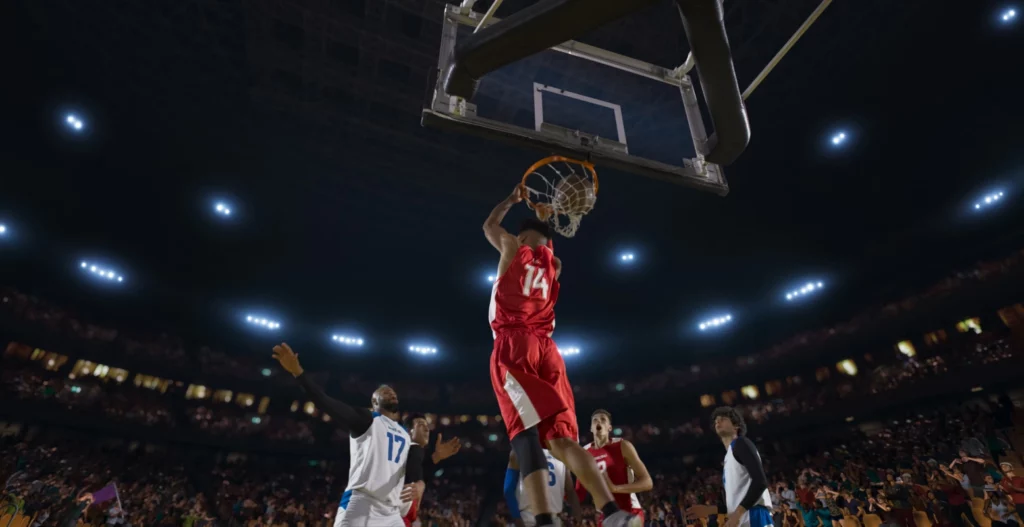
[686,407,773,527]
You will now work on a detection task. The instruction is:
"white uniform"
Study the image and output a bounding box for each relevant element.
[334,412,412,527]
[723,438,773,527]
[516,450,567,527]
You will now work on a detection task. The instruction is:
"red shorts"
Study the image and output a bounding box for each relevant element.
[490,330,578,441]
[598,509,645,527]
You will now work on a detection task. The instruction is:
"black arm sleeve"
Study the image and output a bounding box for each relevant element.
[295,373,373,437]
[732,436,770,511]
[404,445,426,483]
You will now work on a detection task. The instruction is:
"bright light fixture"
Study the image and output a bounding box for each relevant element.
[785,281,825,301]
[698,314,733,331]
[332,334,365,347]
[79,261,124,283]
[245,315,281,330]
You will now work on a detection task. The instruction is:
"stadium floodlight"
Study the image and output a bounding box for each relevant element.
[698,314,733,331]
[214,201,233,217]
[559,346,581,356]
[408,345,438,355]
[785,280,825,302]
[245,315,281,330]
[79,261,125,283]
[0,224,6,236]
[1001,8,1017,22]
[331,334,365,347]
[830,131,847,146]
[973,191,1006,211]
[619,252,635,263]
[487,274,496,283]
[65,113,85,132]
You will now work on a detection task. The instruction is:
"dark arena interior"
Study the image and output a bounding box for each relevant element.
[3,0,1024,526]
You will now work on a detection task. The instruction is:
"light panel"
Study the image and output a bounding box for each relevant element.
[332,334,365,347]
[974,191,1006,211]
[785,281,825,301]
[409,345,438,355]
[65,114,85,132]
[245,315,281,330]
[79,261,124,283]
[698,314,733,331]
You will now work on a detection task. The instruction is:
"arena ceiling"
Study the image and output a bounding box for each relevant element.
[3,0,1023,381]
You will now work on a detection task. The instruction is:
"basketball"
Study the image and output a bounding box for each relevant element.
[553,172,597,214]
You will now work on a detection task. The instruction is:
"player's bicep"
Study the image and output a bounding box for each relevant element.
[484,224,515,252]
[622,441,652,485]
[553,257,562,280]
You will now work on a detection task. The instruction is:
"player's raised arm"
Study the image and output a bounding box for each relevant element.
[483,186,525,254]
[608,440,652,494]
[271,343,373,436]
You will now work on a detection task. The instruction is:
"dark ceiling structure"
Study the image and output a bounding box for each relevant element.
[3,0,1023,382]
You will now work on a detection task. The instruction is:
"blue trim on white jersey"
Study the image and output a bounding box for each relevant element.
[371,411,381,418]
[748,506,773,527]
[339,489,353,510]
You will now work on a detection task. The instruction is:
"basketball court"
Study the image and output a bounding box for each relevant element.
[422,0,831,237]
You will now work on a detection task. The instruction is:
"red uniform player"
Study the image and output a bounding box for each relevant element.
[578,410,652,526]
[483,186,639,527]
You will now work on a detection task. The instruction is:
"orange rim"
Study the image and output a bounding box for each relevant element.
[518,155,599,212]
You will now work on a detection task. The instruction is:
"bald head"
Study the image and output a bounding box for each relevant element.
[372,385,399,415]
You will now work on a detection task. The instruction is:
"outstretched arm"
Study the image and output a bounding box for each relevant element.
[608,440,652,494]
[272,343,373,436]
[484,187,524,253]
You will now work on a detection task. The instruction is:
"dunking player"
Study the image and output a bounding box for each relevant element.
[484,186,640,527]
[505,449,582,527]
[272,343,425,527]
[686,407,773,527]
[577,410,652,524]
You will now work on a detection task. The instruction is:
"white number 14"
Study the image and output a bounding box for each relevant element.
[522,264,550,299]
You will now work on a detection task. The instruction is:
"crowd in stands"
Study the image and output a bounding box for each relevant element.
[3,392,1021,527]
[3,248,1023,407]
[2,249,1024,526]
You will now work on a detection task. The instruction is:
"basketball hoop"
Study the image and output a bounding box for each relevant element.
[520,155,598,238]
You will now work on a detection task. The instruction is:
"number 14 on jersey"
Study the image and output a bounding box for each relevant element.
[522,264,549,299]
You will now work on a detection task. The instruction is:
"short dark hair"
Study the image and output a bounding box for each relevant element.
[519,218,551,239]
[591,409,612,421]
[711,406,746,435]
[404,413,426,430]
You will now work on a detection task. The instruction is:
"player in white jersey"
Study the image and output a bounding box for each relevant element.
[504,449,582,527]
[686,407,773,527]
[272,343,426,527]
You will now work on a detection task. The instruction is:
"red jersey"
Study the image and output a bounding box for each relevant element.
[489,244,559,336]
[577,438,642,511]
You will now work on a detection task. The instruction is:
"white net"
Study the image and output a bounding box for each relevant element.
[521,157,598,238]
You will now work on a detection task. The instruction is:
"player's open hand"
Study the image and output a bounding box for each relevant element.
[400,481,425,503]
[433,433,462,463]
[272,343,304,377]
